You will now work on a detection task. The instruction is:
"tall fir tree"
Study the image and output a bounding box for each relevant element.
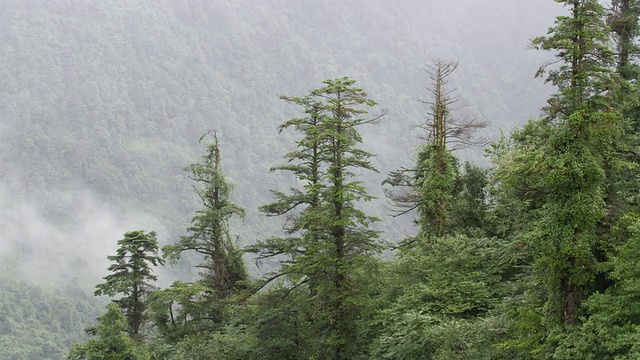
[164,132,248,301]
[490,7,621,355]
[312,78,382,359]
[532,0,615,118]
[249,77,383,360]
[250,95,325,289]
[608,0,640,80]
[528,0,618,326]
[94,230,164,339]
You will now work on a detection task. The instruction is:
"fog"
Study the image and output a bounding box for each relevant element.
[0,183,168,287]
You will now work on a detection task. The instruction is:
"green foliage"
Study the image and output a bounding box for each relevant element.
[7,1,640,359]
[163,133,248,300]
[608,0,640,79]
[384,60,487,241]
[4,1,628,359]
[248,77,382,359]
[551,214,640,359]
[144,135,251,358]
[0,268,101,360]
[497,0,622,334]
[146,281,214,342]
[478,2,640,358]
[491,113,621,349]
[450,162,490,235]
[369,235,512,359]
[148,326,256,360]
[415,146,460,236]
[67,303,149,360]
[531,0,615,118]
[244,286,316,360]
[95,230,164,338]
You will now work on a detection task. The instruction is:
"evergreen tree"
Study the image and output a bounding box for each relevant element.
[528,0,618,327]
[312,78,382,359]
[249,77,383,360]
[384,60,487,239]
[553,214,640,359]
[145,281,210,342]
[245,286,316,360]
[163,132,248,300]
[489,6,622,358]
[482,2,640,357]
[248,95,325,295]
[261,95,324,222]
[608,0,640,80]
[244,94,326,359]
[94,230,164,338]
[605,0,640,225]
[67,303,150,360]
[532,0,615,119]
[142,134,250,358]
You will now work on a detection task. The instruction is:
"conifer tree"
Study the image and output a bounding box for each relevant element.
[532,0,615,118]
[416,61,460,237]
[164,132,247,300]
[503,0,618,329]
[313,78,382,359]
[608,0,640,79]
[552,214,640,358]
[94,230,164,338]
[261,95,324,221]
[248,96,325,288]
[531,0,618,326]
[249,77,383,360]
[605,0,640,223]
[384,60,486,239]
[243,95,325,359]
[67,303,150,360]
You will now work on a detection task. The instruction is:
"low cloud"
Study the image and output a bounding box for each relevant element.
[0,186,168,288]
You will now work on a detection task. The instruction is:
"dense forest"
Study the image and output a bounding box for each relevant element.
[4,0,640,359]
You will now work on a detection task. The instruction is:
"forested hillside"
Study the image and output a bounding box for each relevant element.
[0,0,556,227]
[7,0,636,359]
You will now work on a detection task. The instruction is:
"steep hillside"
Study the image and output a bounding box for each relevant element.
[1,0,557,226]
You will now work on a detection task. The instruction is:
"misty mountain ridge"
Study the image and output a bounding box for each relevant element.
[1,0,558,242]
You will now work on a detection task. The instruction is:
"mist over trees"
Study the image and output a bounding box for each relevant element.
[4,0,640,359]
